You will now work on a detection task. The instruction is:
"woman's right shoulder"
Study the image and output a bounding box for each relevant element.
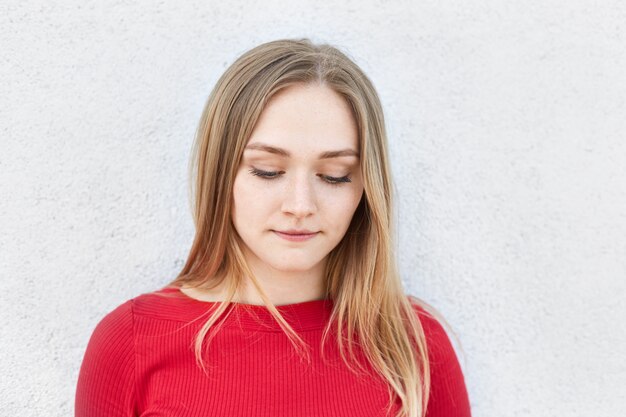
[97,298,134,326]
[85,285,209,329]
[85,286,169,327]
[76,299,136,416]
[79,298,136,369]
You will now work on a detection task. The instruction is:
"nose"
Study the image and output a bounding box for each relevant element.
[281,171,318,218]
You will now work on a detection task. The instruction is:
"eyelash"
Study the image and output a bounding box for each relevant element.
[248,167,352,186]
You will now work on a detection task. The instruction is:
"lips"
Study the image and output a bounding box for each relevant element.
[273,230,319,242]
[276,229,318,235]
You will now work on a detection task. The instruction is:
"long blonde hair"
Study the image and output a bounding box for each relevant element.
[165,38,452,417]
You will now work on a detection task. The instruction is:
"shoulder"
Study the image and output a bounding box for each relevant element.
[407,296,460,367]
[130,285,212,322]
[79,298,135,369]
[95,298,134,331]
[408,296,460,372]
[406,295,472,416]
[76,299,136,415]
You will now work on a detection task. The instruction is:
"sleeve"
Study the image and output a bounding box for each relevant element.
[416,306,472,417]
[75,299,137,417]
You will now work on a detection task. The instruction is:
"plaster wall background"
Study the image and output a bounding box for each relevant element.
[1,1,625,415]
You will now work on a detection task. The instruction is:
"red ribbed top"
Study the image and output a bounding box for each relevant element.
[75,286,471,416]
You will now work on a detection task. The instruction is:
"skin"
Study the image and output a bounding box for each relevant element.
[182,82,364,306]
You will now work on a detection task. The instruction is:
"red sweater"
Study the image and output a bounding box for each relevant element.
[75,286,471,416]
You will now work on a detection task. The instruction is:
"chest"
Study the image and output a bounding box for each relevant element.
[134,328,400,417]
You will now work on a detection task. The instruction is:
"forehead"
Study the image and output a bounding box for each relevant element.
[245,83,359,158]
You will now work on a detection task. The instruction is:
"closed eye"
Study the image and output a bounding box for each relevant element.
[248,167,352,185]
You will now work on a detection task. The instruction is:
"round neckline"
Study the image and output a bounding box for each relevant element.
[175,285,330,308]
[134,286,334,332]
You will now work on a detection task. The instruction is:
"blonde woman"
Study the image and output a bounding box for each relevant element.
[75,38,471,417]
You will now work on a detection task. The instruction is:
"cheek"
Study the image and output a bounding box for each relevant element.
[323,187,364,224]
[346,187,364,219]
[231,174,250,224]
[232,172,269,224]
[232,170,256,205]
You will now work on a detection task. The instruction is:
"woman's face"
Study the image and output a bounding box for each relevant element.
[231,82,364,274]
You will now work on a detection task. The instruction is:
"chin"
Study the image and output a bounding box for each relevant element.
[269,263,314,273]
[262,258,319,272]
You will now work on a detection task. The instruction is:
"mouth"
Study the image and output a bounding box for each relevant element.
[275,229,318,235]
[272,230,319,242]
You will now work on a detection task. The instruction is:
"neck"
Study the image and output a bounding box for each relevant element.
[181,252,329,307]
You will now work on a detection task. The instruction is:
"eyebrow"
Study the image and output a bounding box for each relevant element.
[244,142,359,159]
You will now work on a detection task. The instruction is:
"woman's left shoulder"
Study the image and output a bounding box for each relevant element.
[406,295,460,364]
[405,295,472,416]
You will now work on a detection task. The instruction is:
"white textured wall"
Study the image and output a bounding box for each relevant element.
[2,1,625,416]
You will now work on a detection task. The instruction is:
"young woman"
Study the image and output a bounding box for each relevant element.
[75,38,471,417]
